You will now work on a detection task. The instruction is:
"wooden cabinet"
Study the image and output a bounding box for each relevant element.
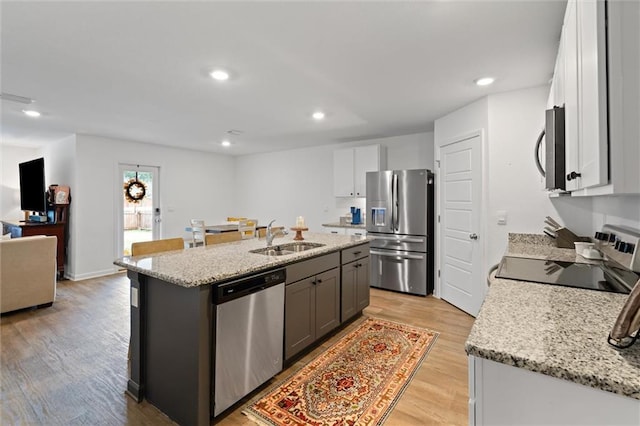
[284,253,340,360]
[333,145,385,197]
[340,243,370,323]
[2,221,66,276]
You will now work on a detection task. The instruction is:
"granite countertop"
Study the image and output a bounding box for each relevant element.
[465,233,640,400]
[114,232,370,288]
[321,222,366,229]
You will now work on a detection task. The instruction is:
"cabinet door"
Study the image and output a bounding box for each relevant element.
[323,227,346,235]
[345,228,366,237]
[333,148,355,197]
[341,262,357,322]
[354,145,381,197]
[314,268,340,339]
[574,0,608,189]
[284,278,316,360]
[355,257,370,312]
[564,0,580,192]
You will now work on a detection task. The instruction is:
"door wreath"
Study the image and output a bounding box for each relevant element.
[124,172,147,203]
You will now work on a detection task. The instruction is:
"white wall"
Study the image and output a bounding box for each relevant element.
[436,85,640,275]
[0,144,40,220]
[486,86,587,266]
[40,135,77,275]
[234,132,434,231]
[69,134,236,280]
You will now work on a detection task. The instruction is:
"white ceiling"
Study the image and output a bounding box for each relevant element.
[1,0,566,156]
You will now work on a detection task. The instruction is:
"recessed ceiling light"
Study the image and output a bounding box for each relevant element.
[475,77,495,86]
[312,111,325,120]
[22,109,41,117]
[221,140,231,147]
[210,69,230,81]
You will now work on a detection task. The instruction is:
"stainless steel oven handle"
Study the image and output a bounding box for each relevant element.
[371,235,424,243]
[370,249,425,260]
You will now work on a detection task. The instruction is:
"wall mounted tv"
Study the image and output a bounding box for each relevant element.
[19,157,47,213]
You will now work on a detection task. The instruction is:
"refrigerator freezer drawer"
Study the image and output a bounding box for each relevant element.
[370,249,428,296]
[369,233,427,252]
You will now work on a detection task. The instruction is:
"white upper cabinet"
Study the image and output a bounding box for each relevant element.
[575,0,640,196]
[333,145,385,197]
[553,0,639,195]
[333,148,355,197]
[561,0,608,191]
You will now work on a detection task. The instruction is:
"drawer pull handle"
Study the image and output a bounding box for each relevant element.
[353,251,361,255]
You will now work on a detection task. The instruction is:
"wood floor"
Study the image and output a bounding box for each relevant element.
[1,272,475,425]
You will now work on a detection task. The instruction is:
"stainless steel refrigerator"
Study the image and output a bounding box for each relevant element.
[366,169,434,296]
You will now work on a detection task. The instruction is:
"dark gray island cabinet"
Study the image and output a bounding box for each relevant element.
[114,234,370,426]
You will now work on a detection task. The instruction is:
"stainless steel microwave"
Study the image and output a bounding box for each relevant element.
[535,106,565,191]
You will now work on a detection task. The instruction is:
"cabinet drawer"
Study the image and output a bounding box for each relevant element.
[341,243,369,265]
[286,252,339,285]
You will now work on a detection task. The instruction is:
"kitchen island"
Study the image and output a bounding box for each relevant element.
[114,232,370,426]
[466,235,640,425]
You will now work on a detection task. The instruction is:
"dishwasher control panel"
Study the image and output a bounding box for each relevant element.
[214,268,286,303]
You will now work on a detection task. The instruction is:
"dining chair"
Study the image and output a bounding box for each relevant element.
[131,237,185,256]
[190,219,206,247]
[238,219,257,239]
[205,231,243,245]
[257,226,284,238]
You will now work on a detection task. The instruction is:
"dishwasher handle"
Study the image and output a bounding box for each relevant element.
[214,269,286,304]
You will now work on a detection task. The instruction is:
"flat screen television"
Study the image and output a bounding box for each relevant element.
[19,157,47,213]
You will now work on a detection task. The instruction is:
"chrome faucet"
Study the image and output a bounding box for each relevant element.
[266,219,287,247]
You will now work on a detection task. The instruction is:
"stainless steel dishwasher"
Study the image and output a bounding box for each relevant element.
[213,268,285,417]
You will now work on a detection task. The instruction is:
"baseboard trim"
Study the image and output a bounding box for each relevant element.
[65,267,121,281]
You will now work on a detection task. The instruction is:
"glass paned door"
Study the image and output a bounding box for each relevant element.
[118,164,160,256]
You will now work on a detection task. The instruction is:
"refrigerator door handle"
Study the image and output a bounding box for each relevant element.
[392,173,399,231]
[370,249,425,260]
[370,235,425,243]
[390,174,395,231]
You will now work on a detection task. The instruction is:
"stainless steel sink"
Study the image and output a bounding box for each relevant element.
[249,242,325,256]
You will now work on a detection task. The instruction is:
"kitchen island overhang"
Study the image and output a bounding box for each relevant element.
[114,232,371,426]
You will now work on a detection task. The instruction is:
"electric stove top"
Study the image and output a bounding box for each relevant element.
[496,256,638,295]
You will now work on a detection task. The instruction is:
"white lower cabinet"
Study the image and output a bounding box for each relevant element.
[469,356,640,426]
[322,227,366,237]
[323,227,345,235]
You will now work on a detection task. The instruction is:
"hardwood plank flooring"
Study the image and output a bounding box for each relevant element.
[1,272,474,425]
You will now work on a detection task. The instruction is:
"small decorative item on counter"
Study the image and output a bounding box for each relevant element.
[290,225,309,241]
[296,216,305,227]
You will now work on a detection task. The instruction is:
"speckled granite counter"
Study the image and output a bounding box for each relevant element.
[466,233,640,400]
[114,232,369,288]
[321,222,366,229]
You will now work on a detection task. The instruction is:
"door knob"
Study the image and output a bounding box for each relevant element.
[469,233,478,240]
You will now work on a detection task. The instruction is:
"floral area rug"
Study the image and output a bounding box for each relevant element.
[243,317,439,426]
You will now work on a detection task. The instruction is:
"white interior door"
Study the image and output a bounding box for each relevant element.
[439,134,483,316]
[117,164,160,256]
